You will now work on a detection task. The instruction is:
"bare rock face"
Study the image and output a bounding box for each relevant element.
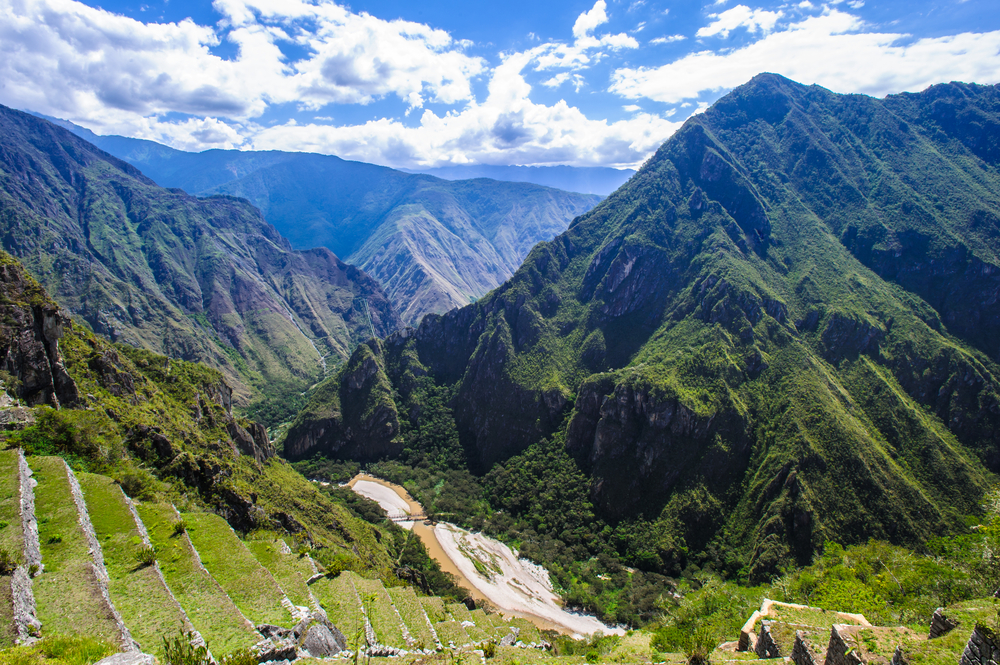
[0,259,79,408]
[283,341,401,463]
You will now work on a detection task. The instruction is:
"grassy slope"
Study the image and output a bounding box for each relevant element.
[310,575,366,650]
[136,503,256,653]
[351,576,407,648]
[387,587,437,649]
[30,456,121,643]
[77,473,187,657]
[246,539,316,611]
[0,451,21,647]
[182,512,292,628]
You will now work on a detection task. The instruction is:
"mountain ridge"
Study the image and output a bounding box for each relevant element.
[0,104,400,408]
[33,117,604,324]
[283,74,1000,580]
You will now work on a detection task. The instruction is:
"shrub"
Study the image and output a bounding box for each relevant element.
[0,546,20,575]
[135,545,156,567]
[162,628,211,665]
[482,641,497,659]
[172,519,187,536]
[47,533,63,545]
[219,648,257,665]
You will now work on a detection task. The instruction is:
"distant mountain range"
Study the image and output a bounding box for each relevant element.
[37,117,603,324]
[0,105,400,407]
[400,164,635,196]
[286,75,1000,580]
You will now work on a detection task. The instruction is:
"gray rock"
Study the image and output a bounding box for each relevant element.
[253,639,297,663]
[93,653,156,665]
[929,608,959,639]
[257,624,292,641]
[300,623,343,658]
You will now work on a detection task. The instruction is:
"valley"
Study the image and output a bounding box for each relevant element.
[0,48,997,665]
[348,474,620,637]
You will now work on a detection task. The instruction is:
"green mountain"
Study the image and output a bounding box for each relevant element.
[284,74,1000,581]
[41,122,603,325]
[0,105,400,408]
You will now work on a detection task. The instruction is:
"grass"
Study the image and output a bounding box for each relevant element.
[351,576,408,648]
[76,473,188,658]
[181,512,292,628]
[29,456,121,643]
[309,574,367,652]
[446,603,488,642]
[433,620,470,647]
[0,635,116,665]
[419,596,448,623]
[388,587,438,649]
[246,538,316,611]
[135,503,257,654]
[0,451,23,648]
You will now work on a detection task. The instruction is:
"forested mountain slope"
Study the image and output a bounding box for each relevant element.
[284,75,1000,580]
[0,106,400,408]
[41,121,603,325]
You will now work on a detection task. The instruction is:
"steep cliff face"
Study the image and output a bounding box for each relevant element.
[292,75,1000,577]
[283,340,401,463]
[0,255,78,408]
[0,105,401,404]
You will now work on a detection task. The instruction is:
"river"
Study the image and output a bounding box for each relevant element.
[347,474,622,638]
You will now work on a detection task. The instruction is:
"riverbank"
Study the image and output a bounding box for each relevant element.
[347,474,622,637]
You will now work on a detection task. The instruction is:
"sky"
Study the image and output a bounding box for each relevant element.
[1,0,998,169]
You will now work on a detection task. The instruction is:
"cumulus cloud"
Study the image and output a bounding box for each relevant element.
[697,5,784,38]
[573,1,610,39]
[248,51,680,168]
[612,10,1000,104]
[0,0,485,130]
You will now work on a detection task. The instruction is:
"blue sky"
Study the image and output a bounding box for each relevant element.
[1,0,998,168]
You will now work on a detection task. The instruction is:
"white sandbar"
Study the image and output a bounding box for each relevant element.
[350,479,414,529]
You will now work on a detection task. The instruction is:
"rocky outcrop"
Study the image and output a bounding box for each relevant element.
[0,260,78,408]
[255,613,346,661]
[824,625,863,665]
[960,625,1000,665]
[283,341,401,463]
[929,608,958,639]
[755,622,781,658]
[565,371,749,520]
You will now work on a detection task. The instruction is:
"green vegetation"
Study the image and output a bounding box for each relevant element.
[76,473,187,657]
[30,457,122,643]
[0,635,116,665]
[136,503,258,654]
[0,105,399,404]
[181,512,293,628]
[246,538,317,611]
[287,75,1000,631]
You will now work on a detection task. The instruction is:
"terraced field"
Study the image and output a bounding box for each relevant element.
[0,455,992,665]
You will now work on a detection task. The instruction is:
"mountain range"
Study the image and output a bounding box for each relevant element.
[41,118,603,324]
[283,74,1000,580]
[0,105,400,410]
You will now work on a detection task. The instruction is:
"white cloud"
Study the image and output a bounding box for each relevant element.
[697,5,784,38]
[612,10,1000,104]
[0,0,485,132]
[651,35,687,44]
[573,1,610,39]
[249,51,680,168]
[622,104,642,112]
